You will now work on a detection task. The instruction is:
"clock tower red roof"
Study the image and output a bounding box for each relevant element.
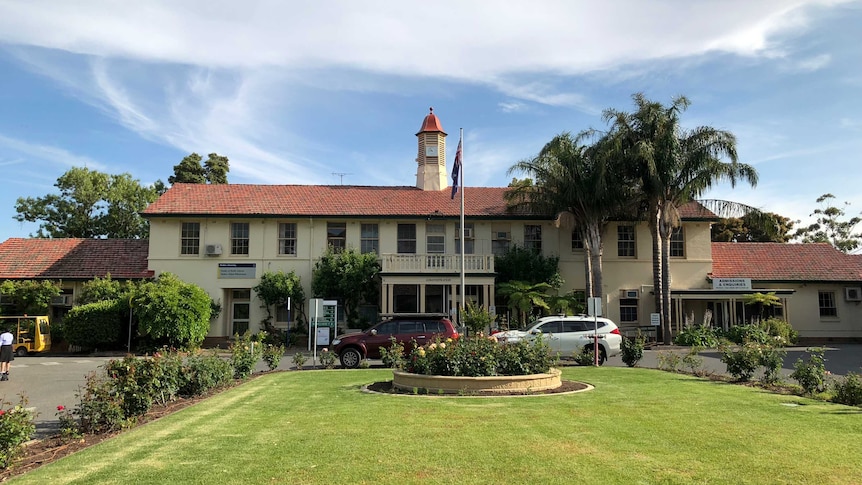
[416,107,446,135]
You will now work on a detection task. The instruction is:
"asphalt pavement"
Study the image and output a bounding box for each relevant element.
[2,344,859,438]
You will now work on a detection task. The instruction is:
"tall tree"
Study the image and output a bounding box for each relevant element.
[604,93,757,343]
[793,193,862,253]
[168,152,230,185]
[14,167,159,238]
[311,248,380,327]
[712,212,793,242]
[507,131,631,299]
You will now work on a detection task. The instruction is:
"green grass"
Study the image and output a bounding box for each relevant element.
[10,367,862,484]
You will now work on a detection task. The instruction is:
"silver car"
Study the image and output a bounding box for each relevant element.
[493,315,623,365]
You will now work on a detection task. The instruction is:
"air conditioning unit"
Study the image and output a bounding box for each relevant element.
[845,287,862,302]
[51,295,73,306]
[205,243,223,256]
[462,228,474,239]
[496,231,511,240]
[620,289,640,299]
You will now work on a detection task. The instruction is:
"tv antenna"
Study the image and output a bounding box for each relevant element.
[332,172,352,185]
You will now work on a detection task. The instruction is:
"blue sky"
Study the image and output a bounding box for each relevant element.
[0,0,860,243]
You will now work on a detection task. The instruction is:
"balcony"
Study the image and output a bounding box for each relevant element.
[381,253,495,273]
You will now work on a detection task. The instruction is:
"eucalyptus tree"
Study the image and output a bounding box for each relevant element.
[506,131,631,299]
[604,93,758,343]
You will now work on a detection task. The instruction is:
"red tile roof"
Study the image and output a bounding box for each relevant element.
[711,242,862,282]
[0,238,152,280]
[143,183,715,220]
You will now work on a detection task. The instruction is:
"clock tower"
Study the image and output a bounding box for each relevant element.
[415,107,448,191]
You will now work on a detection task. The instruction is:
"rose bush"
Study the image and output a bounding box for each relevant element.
[404,334,557,377]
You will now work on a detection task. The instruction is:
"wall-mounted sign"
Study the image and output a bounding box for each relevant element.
[713,278,752,290]
[218,263,256,279]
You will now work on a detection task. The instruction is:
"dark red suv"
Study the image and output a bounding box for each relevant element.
[333,314,459,368]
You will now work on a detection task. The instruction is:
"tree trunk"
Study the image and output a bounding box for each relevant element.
[586,223,604,298]
[659,218,673,344]
[649,208,665,342]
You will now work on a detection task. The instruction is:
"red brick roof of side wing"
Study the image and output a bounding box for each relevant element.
[711,242,862,282]
[0,238,152,280]
[143,183,715,219]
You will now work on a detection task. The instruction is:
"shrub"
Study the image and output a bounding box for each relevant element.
[621,332,646,367]
[132,273,212,349]
[791,348,828,395]
[721,343,765,381]
[682,347,705,375]
[319,348,337,369]
[380,338,407,369]
[56,405,82,443]
[461,302,495,336]
[832,372,862,407]
[0,395,36,469]
[180,351,233,396]
[724,324,770,345]
[657,351,681,372]
[231,333,261,379]
[76,371,127,434]
[495,337,557,375]
[63,299,125,350]
[761,317,799,346]
[575,348,596,366]
[292,351,308,370]
[673,325,720,348]
[759,345,787,385]
[792,348,828,394]
[262,343,285,371]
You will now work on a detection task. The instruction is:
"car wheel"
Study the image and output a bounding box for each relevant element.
[340,348,362,369]
[15,347,28,357]
[582,345,607,365]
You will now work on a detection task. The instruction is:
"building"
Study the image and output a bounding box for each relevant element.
[0,238,152,320]
[2,110,860,342]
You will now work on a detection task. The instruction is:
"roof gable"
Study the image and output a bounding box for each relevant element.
[0,238,152,280]
[711,242,862,282]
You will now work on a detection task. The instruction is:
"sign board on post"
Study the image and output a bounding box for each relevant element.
[587,297,602,317]
[650,313,661,326]
[316,327,330,346]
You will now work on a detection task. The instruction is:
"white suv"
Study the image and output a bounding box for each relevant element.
[492,315,623,365]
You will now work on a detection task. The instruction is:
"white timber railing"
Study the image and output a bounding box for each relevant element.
[381,253,495,273]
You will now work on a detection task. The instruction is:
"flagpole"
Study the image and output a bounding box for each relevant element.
[459,128,465,327]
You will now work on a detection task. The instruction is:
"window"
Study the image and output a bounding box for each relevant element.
[181,222,200,255]
[426,224,445,254]
[492,224,511,256]
[231,222,250,255]
[455,223,475,254]
[617,225,635,257]
[571,228,584,251]
[537,320,561,333]
[276,305,292,323]
[278,223,297,256]
[524,224,542,252]
[397,224,417,254]
[327,222,346,252]
[670,227,685,257]
[620,298,639,323]
[361,223,379,255]
[819,291,837,317]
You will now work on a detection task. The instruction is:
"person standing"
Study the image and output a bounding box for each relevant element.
[0,326,13,381]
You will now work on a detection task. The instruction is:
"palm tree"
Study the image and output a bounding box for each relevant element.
[497,280,552,327]
[604,93,758,343]
[506,131,631,299]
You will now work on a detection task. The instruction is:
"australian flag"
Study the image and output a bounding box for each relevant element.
[450,138,462,200]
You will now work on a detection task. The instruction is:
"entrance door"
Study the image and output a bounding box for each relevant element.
[231,289,251,335]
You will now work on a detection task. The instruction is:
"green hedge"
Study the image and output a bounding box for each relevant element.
[63,299,125,350]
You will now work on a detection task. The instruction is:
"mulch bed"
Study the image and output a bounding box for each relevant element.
[366,379,589,396]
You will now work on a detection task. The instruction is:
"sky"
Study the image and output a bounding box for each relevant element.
[0,0,860,243]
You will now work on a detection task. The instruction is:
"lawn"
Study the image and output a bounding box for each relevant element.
[9,367,862,484]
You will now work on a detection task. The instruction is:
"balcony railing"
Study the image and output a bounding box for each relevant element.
[381,253,495,273]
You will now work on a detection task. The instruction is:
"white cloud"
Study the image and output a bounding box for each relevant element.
[0,133,106,170]
[795,53,832,71]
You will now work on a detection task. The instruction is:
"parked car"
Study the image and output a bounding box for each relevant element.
[333,314,459,368]
[492,315,622,365]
